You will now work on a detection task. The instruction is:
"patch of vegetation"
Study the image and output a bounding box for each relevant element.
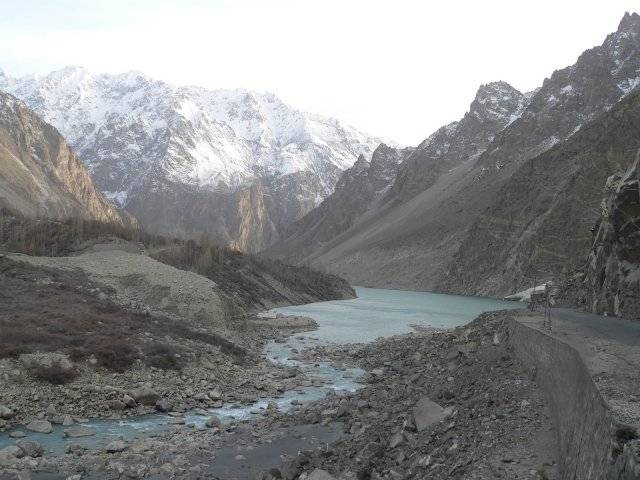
[143,342,184,370]
[0,256,251,374]
[27,360,79,385]
[152,239,355,312]
[0,207,170,257]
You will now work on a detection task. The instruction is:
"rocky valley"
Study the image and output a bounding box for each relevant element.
[1,5,640,480]
[270,13,640,304]
[0,69,380,252]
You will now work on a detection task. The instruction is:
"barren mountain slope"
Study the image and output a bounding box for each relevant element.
[271,13,640,295]
[0,92,131,224]
[443,87,640,296]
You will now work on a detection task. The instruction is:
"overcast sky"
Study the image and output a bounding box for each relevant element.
[1,0,638,144]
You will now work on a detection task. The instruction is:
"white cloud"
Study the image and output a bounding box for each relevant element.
[0,0,638,144]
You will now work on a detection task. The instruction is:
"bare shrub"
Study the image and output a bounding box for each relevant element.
[143,342,184,370]
[28,360,79,385]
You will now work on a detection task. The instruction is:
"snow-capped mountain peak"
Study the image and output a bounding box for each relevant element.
[2,66,380,197]
[0,66,382,250]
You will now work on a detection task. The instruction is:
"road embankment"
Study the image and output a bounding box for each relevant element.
[507,313,639,480]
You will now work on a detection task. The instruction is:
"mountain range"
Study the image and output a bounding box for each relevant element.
[2,12,640,303]
[0,68,380,251]
[268,12,640,298]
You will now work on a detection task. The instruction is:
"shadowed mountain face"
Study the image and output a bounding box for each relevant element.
[0,69,380,251]
[443,88,640,295]
[0,91,132,225]
[269,13,640,296]
[584,151,640,320]
[268,144,410,261]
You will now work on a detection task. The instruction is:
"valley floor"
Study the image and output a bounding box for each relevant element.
[1,311,562,480]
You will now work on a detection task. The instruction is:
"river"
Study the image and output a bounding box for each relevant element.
[0,287,522,456]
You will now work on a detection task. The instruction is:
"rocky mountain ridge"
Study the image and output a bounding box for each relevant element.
[274,144,410,260]
[0,67,381,251]
[269,12,640,297]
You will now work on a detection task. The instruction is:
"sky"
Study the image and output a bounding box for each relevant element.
[0,0,638,145]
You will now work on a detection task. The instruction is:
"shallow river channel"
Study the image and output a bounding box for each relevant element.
[0,287,521,456]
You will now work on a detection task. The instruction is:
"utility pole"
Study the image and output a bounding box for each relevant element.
[543,283,552,332]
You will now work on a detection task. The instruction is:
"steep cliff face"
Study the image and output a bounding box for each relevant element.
[269,13,640,295]
[443,88,640,296]
[0,92,132,225]
[584,153,640,320]
[267,144,408,260]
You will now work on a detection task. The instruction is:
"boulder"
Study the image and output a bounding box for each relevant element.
[130,387,159,405]
[0,405,14,419]
[155,398,171,412]
[109,400,126,411]
[105,440,127,453]
[122,394,136,408]
[388,432,405,449]
[205,416,222,428]
[64,425,96,437]
[26,419,53,434]
[307,469,338,480]
[412,397,447,432]
[208,388,222,400]
[16,440,43,458]
[0,446,24,459]
[20,352,75,375]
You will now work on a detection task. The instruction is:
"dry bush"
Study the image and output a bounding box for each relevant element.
[143,342,184,370]
[27,360,79,385]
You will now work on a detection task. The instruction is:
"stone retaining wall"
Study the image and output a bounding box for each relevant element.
[507,318,639,480]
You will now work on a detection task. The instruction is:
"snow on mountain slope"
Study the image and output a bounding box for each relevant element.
[1,67,378,195]
[0,67,381,249]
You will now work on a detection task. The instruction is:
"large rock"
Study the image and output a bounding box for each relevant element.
[584,154,640,321]
[20,352,76,379]
[16,440,44,458]
[155,398,171,413]
[205,416,222,428]
[307,469,338,480]
[105,440,127,453]
[0,446,24,459]
[412,397,447,432]
[64,425,96,437]
[0,405,13,419]
[130,387,160,406]
[26,419,53,434]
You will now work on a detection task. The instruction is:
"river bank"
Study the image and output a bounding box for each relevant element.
[0,309,565,480]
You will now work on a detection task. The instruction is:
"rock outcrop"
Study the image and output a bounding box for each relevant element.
[444,86,640,296]
[585,152,640,320]
[0,92,133,225]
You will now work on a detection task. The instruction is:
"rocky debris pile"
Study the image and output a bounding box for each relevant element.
[584,153,640,321]
[276,311,559,480]
[1,311,560,480]
[0,256,319,428]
